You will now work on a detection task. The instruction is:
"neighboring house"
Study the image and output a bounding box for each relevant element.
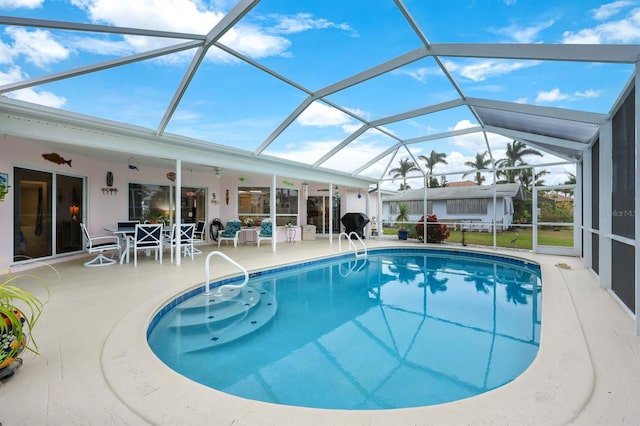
[382,182,522,231]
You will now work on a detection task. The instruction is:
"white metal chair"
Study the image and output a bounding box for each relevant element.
[193,220,206,242]
[218,219,242,247]
[131,223,163,267]
[192,220,206,254]
[80,223,121,267]
[165,223,195,263]
[256,219,273,247]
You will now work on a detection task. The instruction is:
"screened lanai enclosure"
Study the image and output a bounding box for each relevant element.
[0,0,639,333]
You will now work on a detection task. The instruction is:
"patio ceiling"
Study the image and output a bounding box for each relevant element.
[0,0,637,187]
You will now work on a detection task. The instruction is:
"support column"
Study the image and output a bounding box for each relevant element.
[635,61,640,335]
[600,120,613,291]
[581,154,591,269]
[175,159,182,266]
[271,174,276,252]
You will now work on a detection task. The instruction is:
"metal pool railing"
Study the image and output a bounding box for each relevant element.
[338,232,367,258]
[205,251,249,294]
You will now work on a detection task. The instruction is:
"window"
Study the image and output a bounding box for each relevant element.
[388,200,432,217]
[128,183,206,223]
[238,187,299,225]
[446,198,488,215]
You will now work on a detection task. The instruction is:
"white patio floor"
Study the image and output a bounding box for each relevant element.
[0,238,638,425]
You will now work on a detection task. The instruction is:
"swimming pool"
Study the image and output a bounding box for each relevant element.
[147,248,541,410]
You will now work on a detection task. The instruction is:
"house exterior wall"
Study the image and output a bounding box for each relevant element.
[0,135,222,265]
[382,197,513,230]
[1,136,368,265]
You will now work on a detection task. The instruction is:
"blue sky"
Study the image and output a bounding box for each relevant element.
[0,0,637,188]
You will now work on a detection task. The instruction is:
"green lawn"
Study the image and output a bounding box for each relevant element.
[383,226,574,249]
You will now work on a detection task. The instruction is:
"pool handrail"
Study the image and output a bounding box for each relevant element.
[205,251,249,294]
[338,232,367,258]
[338,256,368,277]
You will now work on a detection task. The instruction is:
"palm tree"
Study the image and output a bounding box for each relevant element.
[496,141,543,183]
[388,158,420,190]
[519,168,549,192]
[561,172,576,196]
[462,151,491,185]
[419,150,448,187]
[564,172,576,185]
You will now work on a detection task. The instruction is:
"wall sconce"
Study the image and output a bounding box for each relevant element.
[211,193,219,204]
[302,183,309,200]
[69,205,79,222]
[334,186,341,200]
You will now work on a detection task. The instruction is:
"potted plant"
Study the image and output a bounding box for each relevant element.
[0,270,49,378]
[142,210,165,224]
[396,203,410,240]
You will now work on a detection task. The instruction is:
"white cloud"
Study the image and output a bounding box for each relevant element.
[0,0,43,8]
[447,120,510,153]
[268,13,355,36]
[5,27,70,67]
[536,88,570,102]
[535,87,601,103]
[591,1,634,20]
[219,26,290,59]
[395,66,442,83]
[575,89,601,98]
[67,36,134,57]
[274,139,343,163]
[563,7,640,43]
[297,102,354,127]
[444,59,539,82]
[492,19,555,43]
[8,87,67,107]
[0,65,67,107]
[0,64,24,84]
[67,0,292,60]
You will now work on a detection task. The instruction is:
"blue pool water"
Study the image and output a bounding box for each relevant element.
[147,248,541,410]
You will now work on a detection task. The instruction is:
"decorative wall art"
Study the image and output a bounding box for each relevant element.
[42,153,72,167]
[101,171,118,194]
[128,157,139,171]
[0,173,8,202]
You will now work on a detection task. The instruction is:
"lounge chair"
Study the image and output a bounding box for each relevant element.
[256,219,273,247]
[218,219,242,247]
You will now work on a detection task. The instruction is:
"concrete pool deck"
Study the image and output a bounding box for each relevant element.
[1,239,639,425]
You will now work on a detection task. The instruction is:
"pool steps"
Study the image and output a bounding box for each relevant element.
[164,284,278,352]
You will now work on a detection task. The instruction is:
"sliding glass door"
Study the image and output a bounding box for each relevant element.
[13,167,85,262]
[307,195,340,234]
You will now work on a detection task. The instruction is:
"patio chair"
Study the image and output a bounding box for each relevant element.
[256,219,273,247]
[194,220,206,242]
[192,220,206,254]
[218,219,242,247]
[165,223,196,263]
[80,223,121,267]
[131,223,163,267]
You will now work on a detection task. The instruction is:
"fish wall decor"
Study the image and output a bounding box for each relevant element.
[42,153,72,167]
